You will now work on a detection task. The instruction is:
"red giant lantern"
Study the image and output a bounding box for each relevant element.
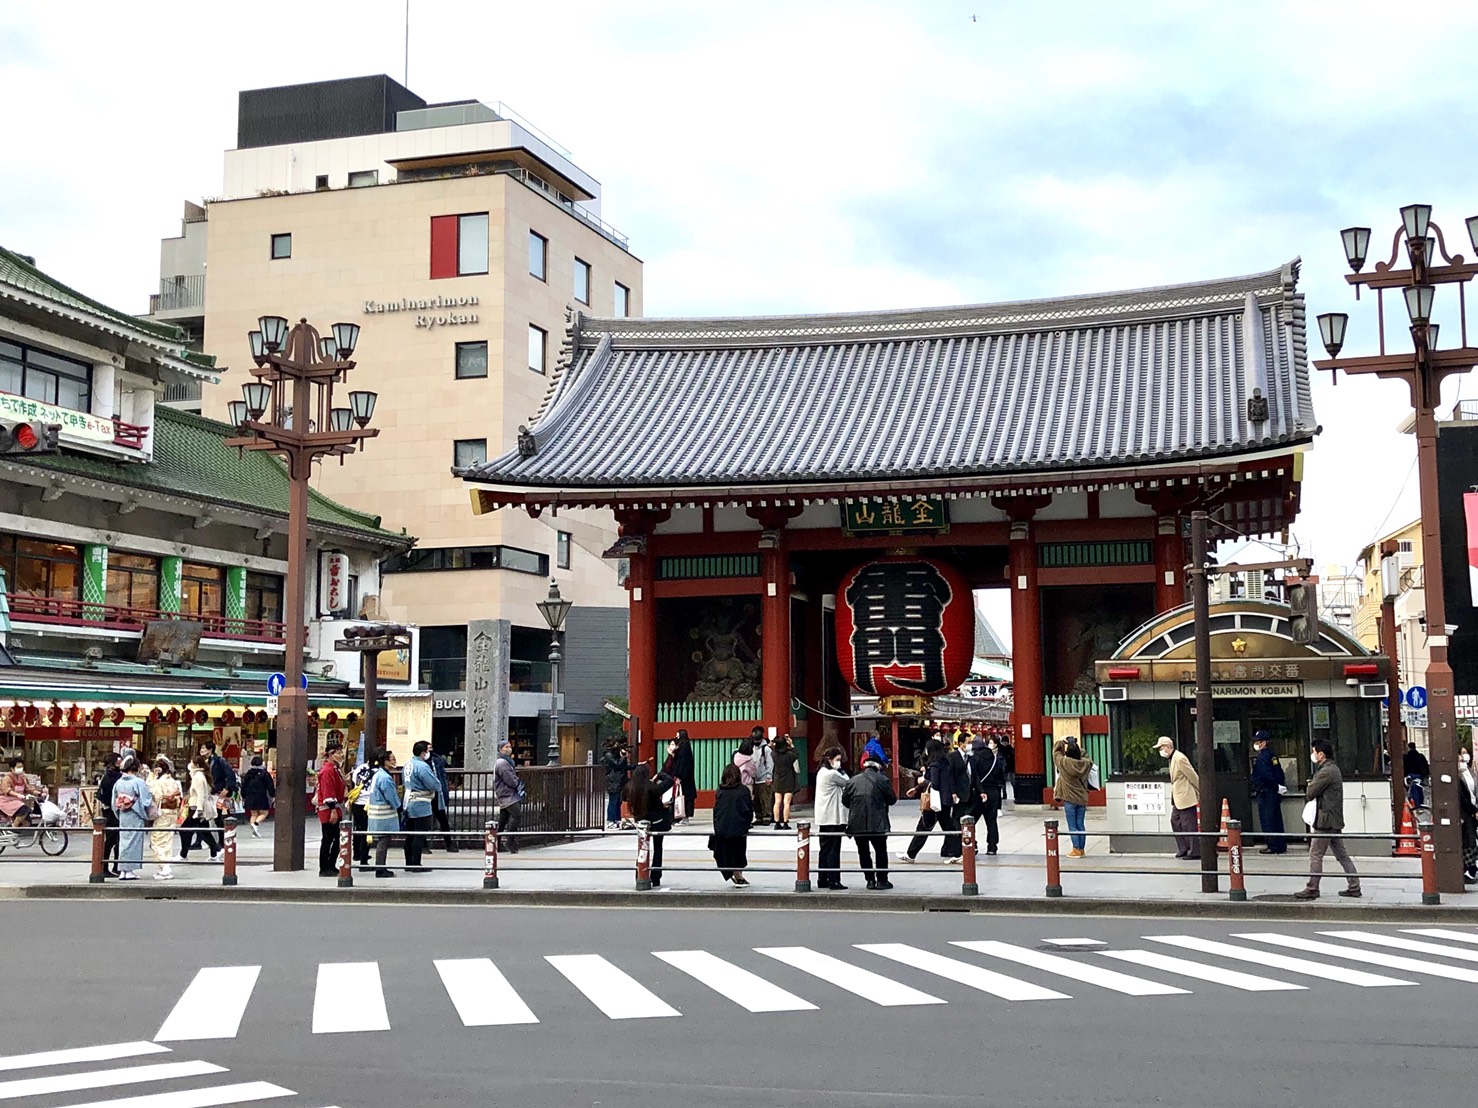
[834,556,975,697]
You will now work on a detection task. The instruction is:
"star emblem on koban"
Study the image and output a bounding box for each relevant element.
[1230,637,1248,654]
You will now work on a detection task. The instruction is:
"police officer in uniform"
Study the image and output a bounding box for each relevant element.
[1250,730,1287,854]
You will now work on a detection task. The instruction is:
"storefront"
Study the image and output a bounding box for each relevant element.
[1094,600,1393,852]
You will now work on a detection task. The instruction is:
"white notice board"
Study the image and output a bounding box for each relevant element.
[1123,781,1167,815]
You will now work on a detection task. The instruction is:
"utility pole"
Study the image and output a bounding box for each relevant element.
[1190,511,1218,893]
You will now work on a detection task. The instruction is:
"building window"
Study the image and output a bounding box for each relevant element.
[314,175,329,191]
[181,562,225,617]
[0,536,81,600]
[106,553,160,611]
[429,213,489,278]
[384,545,549,577]
[556,530,571,570]
[270,233,292,260]
[0,340,91,412]
[574,258,591,304]
[455,341,488,379]
[454,438,488,468]
[614,282,630,317]
[529,231,547,281]
[528,325,547,374]
[348,170,378,188]
[245,571,283,625]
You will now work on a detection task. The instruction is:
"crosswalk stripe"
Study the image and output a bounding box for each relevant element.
[156,966,262,1041]
[1235,933,1478,983]
[313,962,390,1034]
[434,958,539,1026]
[1146,935,1413,986]
[654,950,817,1012]
[63,1081,296,1108]
[0,1060,223,1101]
[1099,949,1305,992]
[1402,928,1478,946]
[1322,930,1478,964]
[0,1041,169,1072]
[857,943,1069,1001]
[952,941,1189,996]
[1041,939,1107,948]
[756,947,946,1006]
[545,955,681,1019]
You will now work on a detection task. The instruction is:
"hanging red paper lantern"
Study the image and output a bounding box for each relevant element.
[24,706,39,726]
[835,556,975,697]
[346,712,358,724]
[165,708,180,724]
[109,707,125,725]
[325,711,338,726]
[7,705,22,725]
[221,709,236,725]
[46,703,62,725]
[90,707,104,725]
[242,709,256,725]
[148,708,163,724]
[67,705,84,724]
[184,709,198,726]
[309,711,320,726]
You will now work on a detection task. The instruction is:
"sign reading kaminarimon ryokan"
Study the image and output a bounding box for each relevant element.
[457,261,1315,805]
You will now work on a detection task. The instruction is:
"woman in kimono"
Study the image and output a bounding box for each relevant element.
[147,756,183,880]
[365,749,403,879]
[111,756,157,881]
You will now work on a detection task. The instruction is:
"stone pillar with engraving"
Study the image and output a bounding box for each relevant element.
[464,618,512,772]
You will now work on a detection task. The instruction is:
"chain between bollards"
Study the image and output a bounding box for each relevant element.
[483,816,500,890]
[795,821,812,892]
[1044,818,1062,897]
[960,815,979,896]
[1227,819,1246,902]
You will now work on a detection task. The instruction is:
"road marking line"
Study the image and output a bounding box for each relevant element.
[1322,930,1478,964]
[653,950,817,1013]
[156,966,262,1041]
[1145,935,1411,986]
[313,962,390,1034]
[1041,938,1107,948]
[952,941,1189,996]
[434,958,539,1025]
[545,955,680,1019]
[0,1060,223,1101]
[1403,928,1478,945]
[755,947,946,1007]
[1235,933,1478,983]
[857,943,1069,1001]
[1099,949,1305,992]
[64,1081,296,1108]
[0,1041,169,1072]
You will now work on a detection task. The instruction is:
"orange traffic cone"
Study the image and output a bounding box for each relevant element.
[1216,797,1232,850]
[1394,801,1422,857]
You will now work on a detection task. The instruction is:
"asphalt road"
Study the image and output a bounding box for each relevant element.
[5,901,1476,1107]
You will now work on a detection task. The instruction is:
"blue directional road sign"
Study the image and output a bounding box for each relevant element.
[1406,686,1428,710]
[266,672,308,696]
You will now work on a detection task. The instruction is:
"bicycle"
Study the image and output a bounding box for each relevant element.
[0,821,69,856]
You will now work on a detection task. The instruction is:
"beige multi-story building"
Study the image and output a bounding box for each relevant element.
[145,76,642,766]
[1355,520,1426,750]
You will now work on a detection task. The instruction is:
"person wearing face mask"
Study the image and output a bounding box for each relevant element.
[1155,736,1200,860]
[1458,748,1477,884]
[970,735,1006,855]
[1295,739,1361,899]
[1250,731,1287,854]
[814,746,849,890]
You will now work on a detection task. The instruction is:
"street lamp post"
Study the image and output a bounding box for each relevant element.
[1315,204,1478,894]
[228,316,378,871]
[535,580,572,765]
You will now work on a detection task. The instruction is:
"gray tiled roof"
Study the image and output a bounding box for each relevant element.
[462,261,1314,495]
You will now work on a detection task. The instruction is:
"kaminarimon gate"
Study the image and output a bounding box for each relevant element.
[460,261,1314,807]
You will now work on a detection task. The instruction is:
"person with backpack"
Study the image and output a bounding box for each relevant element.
[200,739,238,843]
[624,763,676,887]
[241,756,275,838]
[492,739,525,853]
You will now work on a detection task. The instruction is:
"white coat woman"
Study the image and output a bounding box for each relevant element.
[814,745,850,890]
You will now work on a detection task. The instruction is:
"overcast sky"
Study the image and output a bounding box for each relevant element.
[6,1,1478,647]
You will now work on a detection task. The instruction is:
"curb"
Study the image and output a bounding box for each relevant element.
[12,882,1477,923]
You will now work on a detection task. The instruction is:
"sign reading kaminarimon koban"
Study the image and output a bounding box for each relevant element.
[836,557,974,696]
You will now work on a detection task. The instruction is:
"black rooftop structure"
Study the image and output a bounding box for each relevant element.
[237,75,426,149]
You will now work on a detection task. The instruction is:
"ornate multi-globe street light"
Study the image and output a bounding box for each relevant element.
[227,315,378,871]
[1315,204,1478,893]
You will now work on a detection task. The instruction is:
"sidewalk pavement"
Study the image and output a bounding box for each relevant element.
[1,805,1459,917]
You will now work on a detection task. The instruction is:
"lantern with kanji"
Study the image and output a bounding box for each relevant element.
[834,556,975,697]
[242,710,256,726]
[109,708,125,725]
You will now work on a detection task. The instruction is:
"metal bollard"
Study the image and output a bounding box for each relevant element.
[635,820,652,891]
[89,815,106,883]
[483,818,500,890]
[337,818,353,888]
[960,816,979,897]
[221,816,238,887]
[1418,815,1440,905]
[1044,818,1062,897]
[1227,819,1246,902]
[795,821,812,892]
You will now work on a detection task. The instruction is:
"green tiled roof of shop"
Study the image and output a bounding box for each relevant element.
[0,245,215,369]
[14,407,409,544]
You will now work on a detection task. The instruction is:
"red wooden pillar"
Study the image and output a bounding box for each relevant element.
[628,546,658,768]
[1154,515,1186,613]
[760,538,791,738]
[1007,519,1045,803]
